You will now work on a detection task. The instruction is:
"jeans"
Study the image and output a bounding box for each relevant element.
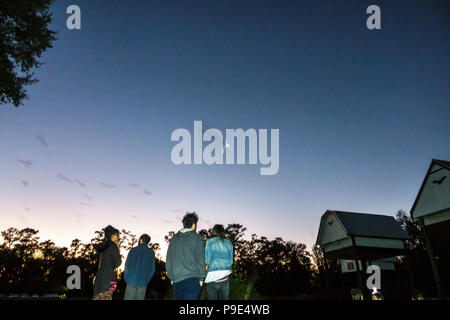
[207,279,230,300]
[124,285,147,300]
[173,278,202,300]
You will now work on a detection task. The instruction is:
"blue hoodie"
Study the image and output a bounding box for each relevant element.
[124,244,156,288]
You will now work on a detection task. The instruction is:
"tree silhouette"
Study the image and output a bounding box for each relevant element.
[164,223,314,298]
[395,209,426,252]
[0,0,57,107]
[395,209,437,297]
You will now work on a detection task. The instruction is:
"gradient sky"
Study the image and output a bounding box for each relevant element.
[0,0,449,260]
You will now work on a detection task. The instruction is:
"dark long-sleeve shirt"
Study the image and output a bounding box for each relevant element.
[93,240,121,295]
[124,244,156,287]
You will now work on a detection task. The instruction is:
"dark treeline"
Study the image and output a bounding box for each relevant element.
[0,211,445,299]
[0,224,315,299]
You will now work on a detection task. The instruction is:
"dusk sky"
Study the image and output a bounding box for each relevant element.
[1,0,449,260]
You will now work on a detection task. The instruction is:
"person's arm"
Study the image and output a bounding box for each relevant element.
[196,236,206,285]
[205,240,211,266]
[166,241,174,284]
[112,243,122,269]
[229,241,234,269]
[205,240,212,273]
[148,249,156,280]
[124,251,130,283]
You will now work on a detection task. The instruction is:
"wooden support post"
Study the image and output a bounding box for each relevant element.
[322,249,331,293]
[422,220,445,299]
[403,241,417,296]
[351,236,366,299]
[393,262,402,298]
[339,269,346,299]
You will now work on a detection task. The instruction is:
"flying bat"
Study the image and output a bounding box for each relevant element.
[19,214,29,225]
[35,134,48,147]
[432,176,447,185]
[75,177,85,187]
[100,182,116,188]
[17,159,32,168]
[82,193,94,200]
[57,173,74,183]
[80,202,93,207]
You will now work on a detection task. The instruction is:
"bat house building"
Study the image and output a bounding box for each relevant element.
[410,159,450,299]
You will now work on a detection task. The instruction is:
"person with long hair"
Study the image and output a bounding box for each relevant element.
[93,225,121,300]
[204,224,234,300]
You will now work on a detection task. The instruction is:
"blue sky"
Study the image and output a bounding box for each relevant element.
[0,0,449,258]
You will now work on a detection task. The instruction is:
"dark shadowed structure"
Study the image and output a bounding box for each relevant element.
[411,159,450,299]
[316,210,413,298]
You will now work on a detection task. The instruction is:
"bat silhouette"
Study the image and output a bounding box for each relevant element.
[57,173,74,183]
[80,202,93,207]
[19,214,29,225]
[75,178,85,187]
[17,159,32,168]
[35,134,48,147]
[100,182,116,188]
[432,176,447,185]
[200,218,211,225]
[82,193,94,200]
[202,123,230,152]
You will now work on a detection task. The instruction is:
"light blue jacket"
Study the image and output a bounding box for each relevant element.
[205,237,234,272]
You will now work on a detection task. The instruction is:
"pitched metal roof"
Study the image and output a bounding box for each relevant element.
[331,210,409,240]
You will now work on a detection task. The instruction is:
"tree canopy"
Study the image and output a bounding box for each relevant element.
[0,0,56,107]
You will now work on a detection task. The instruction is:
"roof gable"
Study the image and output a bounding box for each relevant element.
[316,211,348,245]
[411,159,450,219]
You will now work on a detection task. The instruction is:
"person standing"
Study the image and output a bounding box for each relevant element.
[166,212,206,300]
[123,234,156,300]
[93,225,121,300]
[205,224,234,300]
